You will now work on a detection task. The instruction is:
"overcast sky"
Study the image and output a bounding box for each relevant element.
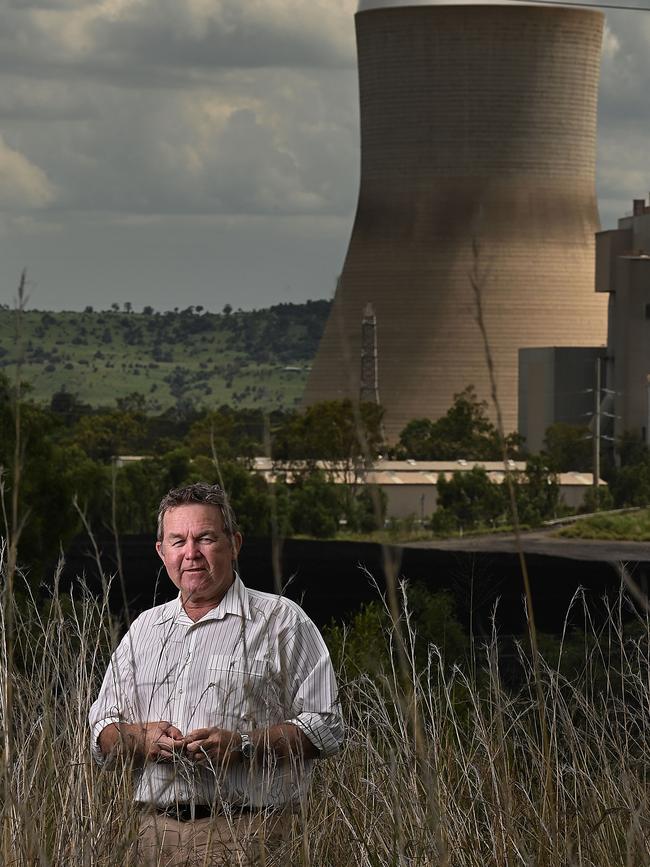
[0,0,648,313]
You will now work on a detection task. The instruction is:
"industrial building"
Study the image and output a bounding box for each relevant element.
[303,3,608,442]
[518,347,606,454]
[596,196,650,443]
[251,458,600,520]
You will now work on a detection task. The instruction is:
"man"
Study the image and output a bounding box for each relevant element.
[89,482,343,866]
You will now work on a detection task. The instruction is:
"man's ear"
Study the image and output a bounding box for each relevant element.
[231,532,243,561]
[155,540,164,562]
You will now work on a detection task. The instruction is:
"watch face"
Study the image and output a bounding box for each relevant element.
[240,734,255,760]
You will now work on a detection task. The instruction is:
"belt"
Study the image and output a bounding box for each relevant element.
[137,802,270,823]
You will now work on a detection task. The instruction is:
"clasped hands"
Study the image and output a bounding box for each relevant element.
[135,720,244,766]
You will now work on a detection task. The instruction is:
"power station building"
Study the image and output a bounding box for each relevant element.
[596,196,650,443]
[303,3,608,442]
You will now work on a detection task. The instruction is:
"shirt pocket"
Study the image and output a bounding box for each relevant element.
[206,655,281,727]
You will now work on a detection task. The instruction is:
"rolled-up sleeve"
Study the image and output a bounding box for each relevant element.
[88,631,135,765]
[282,619,344,757]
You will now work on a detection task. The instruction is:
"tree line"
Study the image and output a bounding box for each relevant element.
[3,368,650,578]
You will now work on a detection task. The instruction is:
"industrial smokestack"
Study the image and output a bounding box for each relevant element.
[303,4,608,441]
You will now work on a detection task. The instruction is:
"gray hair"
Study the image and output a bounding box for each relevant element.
[156,482,239,542]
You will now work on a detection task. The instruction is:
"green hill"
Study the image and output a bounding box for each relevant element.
[0,301,330,412]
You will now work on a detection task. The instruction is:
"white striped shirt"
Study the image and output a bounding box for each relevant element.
[89,576,343,808]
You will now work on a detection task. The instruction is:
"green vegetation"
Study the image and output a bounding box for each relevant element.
[431,456,561,534]
[396,385,522,460]
[558,508,650,541]
[0,300,330,412]
[1,363,389,571]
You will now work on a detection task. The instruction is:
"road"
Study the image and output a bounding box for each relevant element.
[403,528,650,563]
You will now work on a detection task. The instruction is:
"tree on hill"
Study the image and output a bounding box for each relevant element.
[50,389,92,424]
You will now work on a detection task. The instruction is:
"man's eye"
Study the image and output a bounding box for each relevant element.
[171,540,184,547]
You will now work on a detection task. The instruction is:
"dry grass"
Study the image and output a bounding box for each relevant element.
[2,555,650,866]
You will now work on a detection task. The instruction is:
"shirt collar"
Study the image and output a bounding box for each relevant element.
[154,574,251,626]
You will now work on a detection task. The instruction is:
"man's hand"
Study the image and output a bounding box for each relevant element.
[180,723,319,766]
[99,720,184,763]
[180,727,241,766]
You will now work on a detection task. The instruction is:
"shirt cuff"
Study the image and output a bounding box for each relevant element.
[287,712,344,758]
[91,717,122,765]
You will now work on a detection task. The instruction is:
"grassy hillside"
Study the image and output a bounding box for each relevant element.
[0,301,330,412]
[557,508,650,541]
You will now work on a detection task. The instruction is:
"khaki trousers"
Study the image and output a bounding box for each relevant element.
[136,809,292,867]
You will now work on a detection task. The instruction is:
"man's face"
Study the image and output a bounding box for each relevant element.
[156,503,242,608]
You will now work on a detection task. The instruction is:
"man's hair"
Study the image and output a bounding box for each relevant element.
[156,482,239,542]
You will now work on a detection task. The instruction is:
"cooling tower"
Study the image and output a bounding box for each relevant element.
[303,4,608,442]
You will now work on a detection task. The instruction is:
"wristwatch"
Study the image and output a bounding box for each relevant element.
[239,732,255,761]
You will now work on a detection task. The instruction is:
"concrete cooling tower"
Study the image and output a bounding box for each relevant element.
[302,3,608,442]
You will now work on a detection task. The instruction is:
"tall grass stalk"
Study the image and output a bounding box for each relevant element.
[2,271,29,865]
[328,285,448,861]
[470,241,553,853]
[2,569,650,864]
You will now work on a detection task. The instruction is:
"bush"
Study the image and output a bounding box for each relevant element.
[289,471,341,538]
[433,466,507,532]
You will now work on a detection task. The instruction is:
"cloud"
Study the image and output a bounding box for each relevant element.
[0,0,356,84]
[0,1,359,223]
[87,0,356,72]
[596,8,650,227]
[0,134,55,209]
[0,0,647,313]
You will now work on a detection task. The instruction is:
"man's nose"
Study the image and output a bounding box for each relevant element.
[183,540,201,558]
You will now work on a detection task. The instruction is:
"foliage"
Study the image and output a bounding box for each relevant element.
[608,432,650,507]
[324,582,467,676]
[397,385,521,460]
[542,422,592,472]
[0,375,107,572]
[610,464,650,507]
[512,454,560,525]
[286,471,342,538]
[430,457,560,533]
[579,485,614,513]
[186,407,267,460]
[272,399,385,462]
[558,508,650,541]
[618,430,649,468]
[0,301,330,413]
[341,484,387,533]
[432,466,507,532]
[72,410,147,461]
